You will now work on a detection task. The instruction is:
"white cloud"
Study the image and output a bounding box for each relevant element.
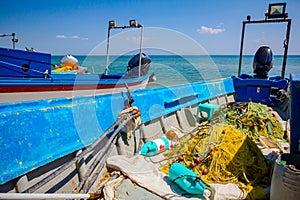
[69,35,80,39]
[56,35,67,39]
[197,26,225,35]
[56,35,88,40]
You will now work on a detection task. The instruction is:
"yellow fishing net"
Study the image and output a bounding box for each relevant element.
[160,102,283,199]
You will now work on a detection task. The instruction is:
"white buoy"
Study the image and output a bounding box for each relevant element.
[60,55,78,67]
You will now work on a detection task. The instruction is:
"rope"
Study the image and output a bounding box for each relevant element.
[23,112,133,193]
[77,115,135,193]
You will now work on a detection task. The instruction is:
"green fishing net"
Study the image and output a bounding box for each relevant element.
[212,102,285,141]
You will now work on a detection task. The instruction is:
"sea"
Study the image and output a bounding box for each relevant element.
[51,55,299,87]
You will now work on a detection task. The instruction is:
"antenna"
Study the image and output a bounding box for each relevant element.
[0,33,18,48]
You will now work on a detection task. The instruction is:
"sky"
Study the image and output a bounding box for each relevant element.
[0,0,299,55]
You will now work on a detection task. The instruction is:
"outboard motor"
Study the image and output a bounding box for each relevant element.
[253,46,273,79]
[126,53,151,77]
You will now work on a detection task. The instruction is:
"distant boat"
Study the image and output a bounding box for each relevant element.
[0,20,153,103]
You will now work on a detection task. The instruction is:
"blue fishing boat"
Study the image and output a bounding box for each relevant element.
[0,20,153,103]
[0,3,299,200]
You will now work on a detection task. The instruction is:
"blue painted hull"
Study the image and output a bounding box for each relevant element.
[0,47,150,93]
[0,77,234,185]
[0,47,51,78]
[0,73,151,92]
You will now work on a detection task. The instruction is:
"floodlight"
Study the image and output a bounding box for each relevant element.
[109,20,115,29]
[267,3,286,19]
[129,19,136,27]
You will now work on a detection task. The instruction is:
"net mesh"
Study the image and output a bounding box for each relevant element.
[159,102,284,199]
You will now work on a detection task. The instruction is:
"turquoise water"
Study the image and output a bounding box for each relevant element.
[51,55,299,86]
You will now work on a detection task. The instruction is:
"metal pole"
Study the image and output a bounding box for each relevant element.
[104,21,143,76]
[138,26,144,77]
[238,22,246,76]
[282,19,291,78]
[105,28,111,75]
[239,18,291,78]
[12,33,16,49]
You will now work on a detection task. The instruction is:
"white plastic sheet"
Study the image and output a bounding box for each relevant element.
[106,155,246,200]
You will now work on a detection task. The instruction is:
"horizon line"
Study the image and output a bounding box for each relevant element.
[51,54,300,56]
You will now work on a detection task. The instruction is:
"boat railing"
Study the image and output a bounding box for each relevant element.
[238,4,291,78]
[105,20,144,77]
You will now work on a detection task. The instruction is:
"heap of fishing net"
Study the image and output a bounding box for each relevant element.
[160,102,285,199]
[212,102,285,142]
